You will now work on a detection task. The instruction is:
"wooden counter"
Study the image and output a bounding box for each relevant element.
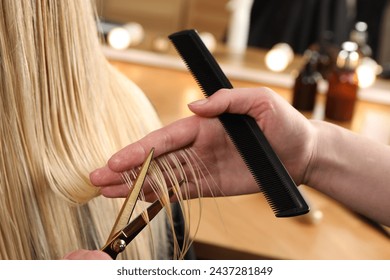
[107,47,390,259]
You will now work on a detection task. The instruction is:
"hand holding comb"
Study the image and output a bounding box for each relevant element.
[168,29,309,217]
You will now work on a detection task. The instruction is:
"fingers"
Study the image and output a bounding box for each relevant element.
[90,87,281,197]
[188,87,280,121]
[100,184,129,198]
[106,116,201,173]
[92,149,200,199]
[63,249,112,260]
[90,165,123,186]
[90,116,202,191]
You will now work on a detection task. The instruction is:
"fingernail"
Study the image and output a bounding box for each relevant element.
[188,99,208,106]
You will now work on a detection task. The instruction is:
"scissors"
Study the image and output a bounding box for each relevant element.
[100,148,174,259]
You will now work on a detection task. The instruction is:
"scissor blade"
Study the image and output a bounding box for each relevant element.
[121,188,174,240]
[101,188,175,259]
[106,148,155,242]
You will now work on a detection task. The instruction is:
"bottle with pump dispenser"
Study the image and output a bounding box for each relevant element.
[325,42,360,122]
[292,50,321,111]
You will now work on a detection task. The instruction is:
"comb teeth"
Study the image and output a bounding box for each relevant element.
[169,29,309,217]
[219,113,306,217]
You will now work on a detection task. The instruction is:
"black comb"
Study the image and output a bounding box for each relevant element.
[168,29,309,217]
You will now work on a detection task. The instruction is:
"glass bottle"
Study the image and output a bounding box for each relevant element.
[325,42,360,122]
[316,31,338,81]
[350,21,372,58]
[292,50,321,111]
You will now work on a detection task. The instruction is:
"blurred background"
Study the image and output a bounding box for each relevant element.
[96,0,390,73]
[95,0,390,259]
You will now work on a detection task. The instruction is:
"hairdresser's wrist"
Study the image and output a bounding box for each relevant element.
[300,120,323,188]
[303,120,348,192]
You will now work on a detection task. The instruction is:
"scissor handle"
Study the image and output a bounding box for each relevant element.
[101,190,173,259]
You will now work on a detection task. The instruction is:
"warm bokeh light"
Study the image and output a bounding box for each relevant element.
[265,43,294,72]
[357,57,380,88]
[122,22,144,46]
[199,32,217,53]
[107,22,144,50]
[152,36,170,52]
[107,27,131,50]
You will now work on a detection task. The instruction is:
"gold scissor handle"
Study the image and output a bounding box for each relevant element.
[101,188,175,259]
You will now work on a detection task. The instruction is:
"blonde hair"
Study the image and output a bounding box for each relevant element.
[0,0,200,259]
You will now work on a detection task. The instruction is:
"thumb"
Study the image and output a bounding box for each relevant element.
[187,88,276,118]
[187,88,238,117]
